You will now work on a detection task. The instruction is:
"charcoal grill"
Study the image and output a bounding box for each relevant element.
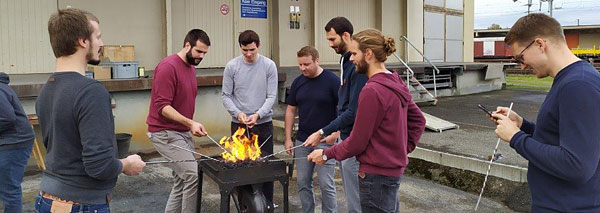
[196,156,291,213]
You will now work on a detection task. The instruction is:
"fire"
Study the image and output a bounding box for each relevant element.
[219,127,262,162]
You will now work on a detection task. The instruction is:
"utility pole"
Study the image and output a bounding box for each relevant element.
[548,0,553,17]
[540,0,555,16]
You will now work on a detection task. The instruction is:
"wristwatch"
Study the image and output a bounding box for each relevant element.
[322,152,328,161]
[318,129,325,137]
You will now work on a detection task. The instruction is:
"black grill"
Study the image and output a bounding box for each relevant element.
[197,156,291,213]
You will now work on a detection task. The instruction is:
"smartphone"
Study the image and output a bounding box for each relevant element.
[477,104,494,117]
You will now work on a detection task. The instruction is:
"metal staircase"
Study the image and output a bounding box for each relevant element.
[392,53,437,105]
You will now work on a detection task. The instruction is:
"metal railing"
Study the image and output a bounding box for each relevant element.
[400,35,441,97]
[392,53,413,84]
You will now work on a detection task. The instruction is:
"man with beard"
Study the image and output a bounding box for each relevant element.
[308,29,426,212]
[146,29,210,213]
[35,8,146,212]
[303,16,367,212]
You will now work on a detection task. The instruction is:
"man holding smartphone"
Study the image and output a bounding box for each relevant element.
[492,13,600,212]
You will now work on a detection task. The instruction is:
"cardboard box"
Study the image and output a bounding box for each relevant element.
[101,45,135,62]
[88,65,112,80]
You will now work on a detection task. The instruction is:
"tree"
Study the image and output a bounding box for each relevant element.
[488,24,502,30]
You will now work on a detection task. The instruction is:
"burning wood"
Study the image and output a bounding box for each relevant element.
[219,127,262,162]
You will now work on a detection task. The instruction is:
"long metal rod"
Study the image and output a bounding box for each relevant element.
[260,142,306,160]
[205,134,232,155]
[267,157,306,162]
[258,135,272,149]
[167,143,220,162]
[401,35,440,97]
[246,125,251,139]
[145,159,210,165]
[475,102,514,210]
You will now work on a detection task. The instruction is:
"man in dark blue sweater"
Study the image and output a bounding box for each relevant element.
[493,13,600,212]
[304,17,368,213]
[0,72,35,213]
[34,8,145,212]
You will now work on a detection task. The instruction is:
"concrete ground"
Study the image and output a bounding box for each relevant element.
[13,153,511,212]
[418,89,546,167]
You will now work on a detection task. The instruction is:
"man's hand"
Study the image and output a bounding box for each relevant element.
[246,114,260,128]
[120,154,146,176]
[237,112,248,125]
[307,149,325,165]
[322,131,339,145]
[189,121,207,137]
[493,114,521,142]
[304,131,323,147]
[284,139,294,155]
[492,107,523,127]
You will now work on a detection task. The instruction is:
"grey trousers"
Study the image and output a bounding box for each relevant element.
[295,140,337,213]
[149,130,199,213]
[337,139,361,213]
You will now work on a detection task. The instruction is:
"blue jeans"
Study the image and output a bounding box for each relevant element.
[34,193,110,213]
[359,173,402,213]
[0,145,32,213]
[294,140,336,213]
[337,139,361,213]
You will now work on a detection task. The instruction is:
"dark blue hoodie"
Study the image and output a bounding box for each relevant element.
[0,72,34,151]
[321,52,369,139]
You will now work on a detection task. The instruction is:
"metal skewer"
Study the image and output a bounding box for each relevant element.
[266,157,306,162]
[260,142,306,160]
[168,143,220,162]
[205,133,232,155]
[145,159,210,165]
[258,135,272,149]
[475,102,514,211]
[246,125,251,139]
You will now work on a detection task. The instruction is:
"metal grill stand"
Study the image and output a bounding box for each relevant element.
[196,157,291,213]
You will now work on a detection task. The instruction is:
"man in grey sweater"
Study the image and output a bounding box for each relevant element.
[221,30,278,205]
[34,8,145,212]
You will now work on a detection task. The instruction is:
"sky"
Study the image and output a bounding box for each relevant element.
[475,0,600,29]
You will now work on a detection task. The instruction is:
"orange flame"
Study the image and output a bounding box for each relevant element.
[219,127,262,162]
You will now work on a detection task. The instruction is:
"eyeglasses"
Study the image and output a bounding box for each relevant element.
[513,40,536,64]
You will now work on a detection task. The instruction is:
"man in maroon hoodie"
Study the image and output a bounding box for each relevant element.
[308,29,426,212]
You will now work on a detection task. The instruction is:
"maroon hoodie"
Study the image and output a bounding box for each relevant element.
[324,71,426,177]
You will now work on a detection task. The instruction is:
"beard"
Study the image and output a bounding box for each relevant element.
[355,58,368,74]
[86,47,101,65]
[186,49,202,66]
[334,40,347,55]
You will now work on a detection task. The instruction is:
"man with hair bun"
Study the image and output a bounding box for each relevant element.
[308,29,426,212]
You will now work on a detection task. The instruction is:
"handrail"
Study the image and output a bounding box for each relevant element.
[392,53,413,85]
[392,53,435,100]
[401,35,441,97]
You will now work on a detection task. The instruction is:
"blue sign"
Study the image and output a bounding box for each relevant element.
[241,0,267,19]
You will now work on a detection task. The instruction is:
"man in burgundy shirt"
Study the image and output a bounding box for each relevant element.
[308,29,426,212]
[146,29,210,213]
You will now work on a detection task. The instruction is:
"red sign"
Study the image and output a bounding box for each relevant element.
[220,3,230,15]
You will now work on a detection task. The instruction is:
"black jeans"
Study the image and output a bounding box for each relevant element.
[230,121,274,203]
[359,172,402,213]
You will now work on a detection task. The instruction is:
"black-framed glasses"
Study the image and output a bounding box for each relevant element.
[513,40,536,64]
